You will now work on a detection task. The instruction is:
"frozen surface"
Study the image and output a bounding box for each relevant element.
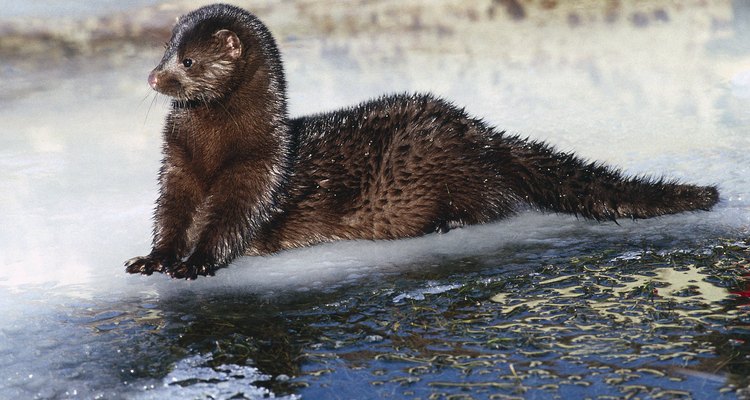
[1,2,750,399]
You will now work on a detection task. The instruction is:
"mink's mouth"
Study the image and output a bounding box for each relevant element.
[148,69,187,100]
[152,86,191,103]
[172,99,207,109]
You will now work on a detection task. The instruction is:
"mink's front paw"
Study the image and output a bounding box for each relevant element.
[124,254,172,275]
[167,261,217,280]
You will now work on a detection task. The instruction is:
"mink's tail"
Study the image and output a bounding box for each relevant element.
[503,137,719,221]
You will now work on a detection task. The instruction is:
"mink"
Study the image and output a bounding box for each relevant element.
[125,4,719,279]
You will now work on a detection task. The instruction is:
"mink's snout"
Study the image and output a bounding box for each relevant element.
[148,70,159,90]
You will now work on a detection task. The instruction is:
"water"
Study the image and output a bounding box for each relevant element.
[2,1,750,399]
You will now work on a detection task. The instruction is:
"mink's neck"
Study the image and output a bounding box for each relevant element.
[172,63,291,179]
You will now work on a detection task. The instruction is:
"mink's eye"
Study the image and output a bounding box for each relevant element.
[182,58,194,68]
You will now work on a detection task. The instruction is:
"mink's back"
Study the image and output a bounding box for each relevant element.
[248,93,520,254]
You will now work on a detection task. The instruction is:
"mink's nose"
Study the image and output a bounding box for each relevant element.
[148,71,158,89]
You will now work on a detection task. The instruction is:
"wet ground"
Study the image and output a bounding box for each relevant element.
[2,1,750,399]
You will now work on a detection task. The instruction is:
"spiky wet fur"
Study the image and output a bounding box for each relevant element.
[125,4,719,279]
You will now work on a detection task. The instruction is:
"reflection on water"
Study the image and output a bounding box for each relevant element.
[1,1,750,399]
[55,242,748,399]
[284,243,750,399]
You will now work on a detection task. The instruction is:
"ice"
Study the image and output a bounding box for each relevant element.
[392,282,463,303]
[132,354,298,400]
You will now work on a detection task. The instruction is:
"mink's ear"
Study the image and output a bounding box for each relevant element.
[214,29,242,59]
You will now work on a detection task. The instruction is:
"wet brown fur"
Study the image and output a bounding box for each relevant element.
[125,4,719,279]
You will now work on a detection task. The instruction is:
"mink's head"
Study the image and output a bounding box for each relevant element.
[148,4,285,105]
